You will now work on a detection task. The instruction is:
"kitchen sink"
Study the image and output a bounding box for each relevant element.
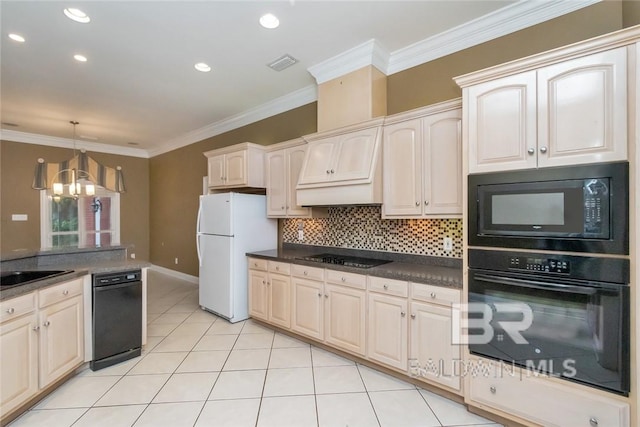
[0,270,74,287]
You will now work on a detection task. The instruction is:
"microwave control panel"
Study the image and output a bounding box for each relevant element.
[509,256,570,274]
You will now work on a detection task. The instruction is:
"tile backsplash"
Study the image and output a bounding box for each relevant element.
[282,206,462,258]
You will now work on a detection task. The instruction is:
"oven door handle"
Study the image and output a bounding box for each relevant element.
[473,273,598,295]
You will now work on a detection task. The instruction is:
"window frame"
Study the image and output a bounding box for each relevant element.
[40,188,121,249]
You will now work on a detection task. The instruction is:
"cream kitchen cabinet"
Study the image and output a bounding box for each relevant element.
[266,141,310,218]
[0,278,84,423]
[247,259,291,329]
[382,101,462,218]
[367,277,408,371]
[464,47,627,174]
[409,283,461,392]
[467,356,629,427]
[204,142,266,189]
[324,270,367,356]
[291,264,325,341]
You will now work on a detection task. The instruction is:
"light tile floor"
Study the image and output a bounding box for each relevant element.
[9,269,502,427]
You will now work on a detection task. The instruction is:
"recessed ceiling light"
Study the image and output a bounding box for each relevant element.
[64,8,90,23]
[194,62,211,72]
[74,54,87,62]
[8,33,25,42]
[259,13,279,29]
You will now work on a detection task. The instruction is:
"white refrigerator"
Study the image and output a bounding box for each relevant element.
[196,193,277,323]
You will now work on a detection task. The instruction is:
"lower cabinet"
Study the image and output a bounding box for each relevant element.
[467,356,630,427]
[367,293,408,371]
[0,278,84,422]
[291,276,324,340]
[248,259,291,329]
[324,283,366,356]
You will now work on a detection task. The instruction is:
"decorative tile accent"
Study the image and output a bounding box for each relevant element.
[282,206,462,258]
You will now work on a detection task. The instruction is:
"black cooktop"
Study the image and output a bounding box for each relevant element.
[297,253,391,269]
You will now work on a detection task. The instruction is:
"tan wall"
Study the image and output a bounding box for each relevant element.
[149,103,317,276]
[623,0,640,27]
[388,1,624,113]
[0,140,150,260]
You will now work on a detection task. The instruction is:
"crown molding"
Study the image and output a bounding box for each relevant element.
[307,39,391,84]
[148,84,317,157]
[0,129,150,158]
[387,0,600,75]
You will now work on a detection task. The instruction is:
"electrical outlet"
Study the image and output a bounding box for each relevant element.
[174,257,179,264]
[130,253,136,259]
[298,229,304,241]
[443,237,453,252]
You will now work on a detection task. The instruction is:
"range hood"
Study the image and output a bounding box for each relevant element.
[296,117,384,206]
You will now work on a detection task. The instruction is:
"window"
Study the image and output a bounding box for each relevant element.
[41,187,120,249]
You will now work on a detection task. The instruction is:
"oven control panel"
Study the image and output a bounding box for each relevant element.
[509,256,570,274]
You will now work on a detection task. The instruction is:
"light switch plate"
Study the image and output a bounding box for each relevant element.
[443,237,453,252]
[12,214,28,221]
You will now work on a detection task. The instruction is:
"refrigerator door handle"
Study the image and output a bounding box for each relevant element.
[196,234,203,267]
[196,197,203,234]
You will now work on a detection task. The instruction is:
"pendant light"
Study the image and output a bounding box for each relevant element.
[50,121,97,198]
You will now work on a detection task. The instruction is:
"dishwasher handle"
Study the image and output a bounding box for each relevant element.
[93,281,141,291]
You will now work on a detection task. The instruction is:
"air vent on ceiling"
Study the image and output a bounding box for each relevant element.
[267,54,298,72]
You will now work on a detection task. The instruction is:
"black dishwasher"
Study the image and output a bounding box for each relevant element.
[91,270,142,371]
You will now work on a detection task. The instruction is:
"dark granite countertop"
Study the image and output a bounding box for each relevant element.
[247,244,462,289]
[1,259,150,301]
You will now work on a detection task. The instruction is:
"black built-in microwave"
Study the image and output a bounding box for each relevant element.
[468,162,628,254]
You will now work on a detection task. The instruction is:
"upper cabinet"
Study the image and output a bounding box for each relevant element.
[296,118,384,206]
[461,46,628,174]
[204,143,266,189]
[382,100,462,218]
[265,139,312,218]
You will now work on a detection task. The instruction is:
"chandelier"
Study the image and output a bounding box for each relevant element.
[32,121,126,196]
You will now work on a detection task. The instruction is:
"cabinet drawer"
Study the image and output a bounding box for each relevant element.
[291,264,324,281]
[38,278,83,308]
[326,269,366,290]
[0,292,36,323]
[469,358,630,427]
[268,261,290,275]
[248,258,268,271]
[368,276,408,297]
[411,283,459,306]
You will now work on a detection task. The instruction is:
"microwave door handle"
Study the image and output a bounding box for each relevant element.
[474,273,597,295]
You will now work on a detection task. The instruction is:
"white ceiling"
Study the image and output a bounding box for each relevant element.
[0,1,595,157]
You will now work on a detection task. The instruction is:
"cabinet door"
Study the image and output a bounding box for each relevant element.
[537,47,628,168]
[0,314,38,416]
[266,150,287,217]
[324,284,366,356]
[286,146,311,217]
[368,294,408,371]
[298,139,338,184]
[225,150,247,186]
[248,270,268,321]
[382,119,422,217]
[410,301,460,391]
[467,71,537,173]
[291,277,324,340]
[333,127,379,182]
[268,273,291,329]
[39,296,84,389]
[207,154,226,187]
[423,110,462,215]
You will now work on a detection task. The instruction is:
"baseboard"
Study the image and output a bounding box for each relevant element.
[150,264,199,285]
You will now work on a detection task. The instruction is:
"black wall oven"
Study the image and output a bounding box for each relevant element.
[468,162,628,254]
[468,249,630,395]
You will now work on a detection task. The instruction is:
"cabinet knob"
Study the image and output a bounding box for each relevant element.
[430,292,436,299]
[341,277,346,282]
[410,314,416,319]
[383,284,388,290]
[330,169,335,174]
[32,326,40,332]
[286,206,290,209]
[6,307,15,314]
[276,266,279,271]
[254,262,258,267]
[489,386,496,394]
[262,280,266,285]
[326,170,330,174]
[281,206,285,210]
[415,201,420,206]
[424,200,429,206]
[63,290,69,295]
[304,271,308,276]
[539,146,548,154]
[43,321,51,327]
[527,148,535,155]
[325,294,329,299]
[267,281,271,286]
[401,311,406,317]
[317,292,322,297]
[590,417,599,427]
